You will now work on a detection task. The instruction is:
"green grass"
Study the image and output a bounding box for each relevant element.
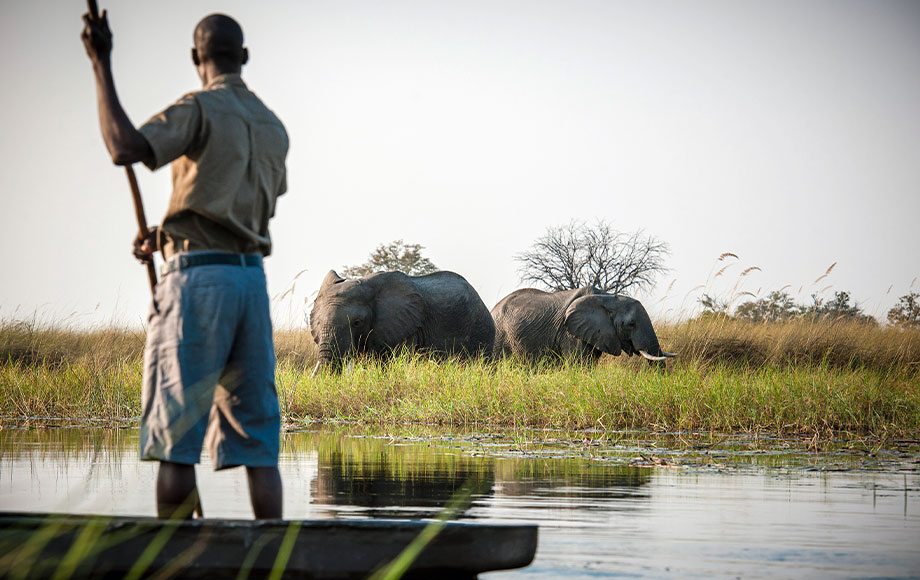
[286,355,919,436]
[3,318,919,437]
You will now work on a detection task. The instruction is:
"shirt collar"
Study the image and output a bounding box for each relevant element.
[205,73,246,91]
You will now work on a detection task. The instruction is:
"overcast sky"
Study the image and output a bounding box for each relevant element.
[1,0,918,328]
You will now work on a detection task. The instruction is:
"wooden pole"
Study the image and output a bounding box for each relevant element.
[125,165,158,294]
[87,0,157,296]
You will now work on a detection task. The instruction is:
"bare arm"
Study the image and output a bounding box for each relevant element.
[82,11,154,167]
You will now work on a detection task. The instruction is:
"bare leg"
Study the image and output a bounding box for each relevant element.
[156,461,202,519]
[246,465,282,519]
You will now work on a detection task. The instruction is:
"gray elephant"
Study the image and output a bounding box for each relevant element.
[491,287,676,362]
[310,270,495,372]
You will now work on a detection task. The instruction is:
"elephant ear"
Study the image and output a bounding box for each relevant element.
[320,270,346,291]
[563,295,622,355]
[310,271,346,341]
[368,272,425,348]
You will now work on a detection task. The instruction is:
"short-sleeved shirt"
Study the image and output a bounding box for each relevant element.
[138,73,288,259]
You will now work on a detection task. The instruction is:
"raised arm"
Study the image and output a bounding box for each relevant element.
[81,10,154,167]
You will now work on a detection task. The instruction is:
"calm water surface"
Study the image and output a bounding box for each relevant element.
[1,425,918,579]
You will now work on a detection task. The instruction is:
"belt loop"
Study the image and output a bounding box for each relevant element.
[240,254,246,267]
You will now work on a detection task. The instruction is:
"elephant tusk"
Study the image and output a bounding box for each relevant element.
[639,350,668,361]
[661,351,678,358]
[310,361,322,378]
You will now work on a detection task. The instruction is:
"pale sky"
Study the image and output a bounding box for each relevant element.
[1,0,918,328]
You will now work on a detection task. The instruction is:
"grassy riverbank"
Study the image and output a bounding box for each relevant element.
[2,318,919,437]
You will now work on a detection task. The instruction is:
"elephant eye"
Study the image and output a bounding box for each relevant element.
[352,318,362,327]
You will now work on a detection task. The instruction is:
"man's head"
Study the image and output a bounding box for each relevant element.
[192,14,248,81]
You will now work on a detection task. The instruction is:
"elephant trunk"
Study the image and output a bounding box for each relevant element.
[312,325,351,375]
[312,347,342,376]
[631,318,677,362]
[313,344,344,372]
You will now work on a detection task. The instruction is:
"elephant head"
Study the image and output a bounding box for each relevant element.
[563,294,676,361]
[309,270,425,373]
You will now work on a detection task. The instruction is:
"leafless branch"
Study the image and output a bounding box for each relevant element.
[515,220,669,294]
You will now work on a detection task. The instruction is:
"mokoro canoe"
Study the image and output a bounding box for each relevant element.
[0,511,537,579]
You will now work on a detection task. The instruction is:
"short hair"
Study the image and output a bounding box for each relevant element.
[194,14,245,64]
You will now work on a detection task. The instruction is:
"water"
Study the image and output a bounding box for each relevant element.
[1,425,918,578]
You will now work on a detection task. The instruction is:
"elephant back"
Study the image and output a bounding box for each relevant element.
[408,271,495,357]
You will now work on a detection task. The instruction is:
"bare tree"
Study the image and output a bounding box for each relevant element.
[342,239,438,278]
[515,220,669,294]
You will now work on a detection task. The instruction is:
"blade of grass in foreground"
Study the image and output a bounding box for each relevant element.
[235,532,276,580]
[267,520,302,580]
[50,516,109,580]
[123,494,201,580]
[367,483,476,580]
[0,519,71,580]
[122,519,181,580]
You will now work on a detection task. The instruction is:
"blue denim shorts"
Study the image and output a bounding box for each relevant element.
[140,251,280,470]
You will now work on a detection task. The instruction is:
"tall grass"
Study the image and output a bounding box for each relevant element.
[1,319,145,368]
[3,318,919,437]
[1,320,144,420]
[663,315,920,372]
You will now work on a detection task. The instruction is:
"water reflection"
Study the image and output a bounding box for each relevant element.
[310,433,494,518]
[1,425,918,579]
[305,432,652,519]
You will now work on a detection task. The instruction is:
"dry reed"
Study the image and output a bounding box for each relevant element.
[657,316,920,372]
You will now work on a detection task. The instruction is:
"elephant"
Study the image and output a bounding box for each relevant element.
[491,287,676,363]
[309,270,495,373]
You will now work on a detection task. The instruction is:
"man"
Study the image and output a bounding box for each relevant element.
[82,10,287,520]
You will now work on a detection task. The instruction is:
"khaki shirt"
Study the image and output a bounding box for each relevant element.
[139,74,288,259]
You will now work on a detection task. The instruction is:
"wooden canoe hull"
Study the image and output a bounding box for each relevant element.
[0,512,537,579]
